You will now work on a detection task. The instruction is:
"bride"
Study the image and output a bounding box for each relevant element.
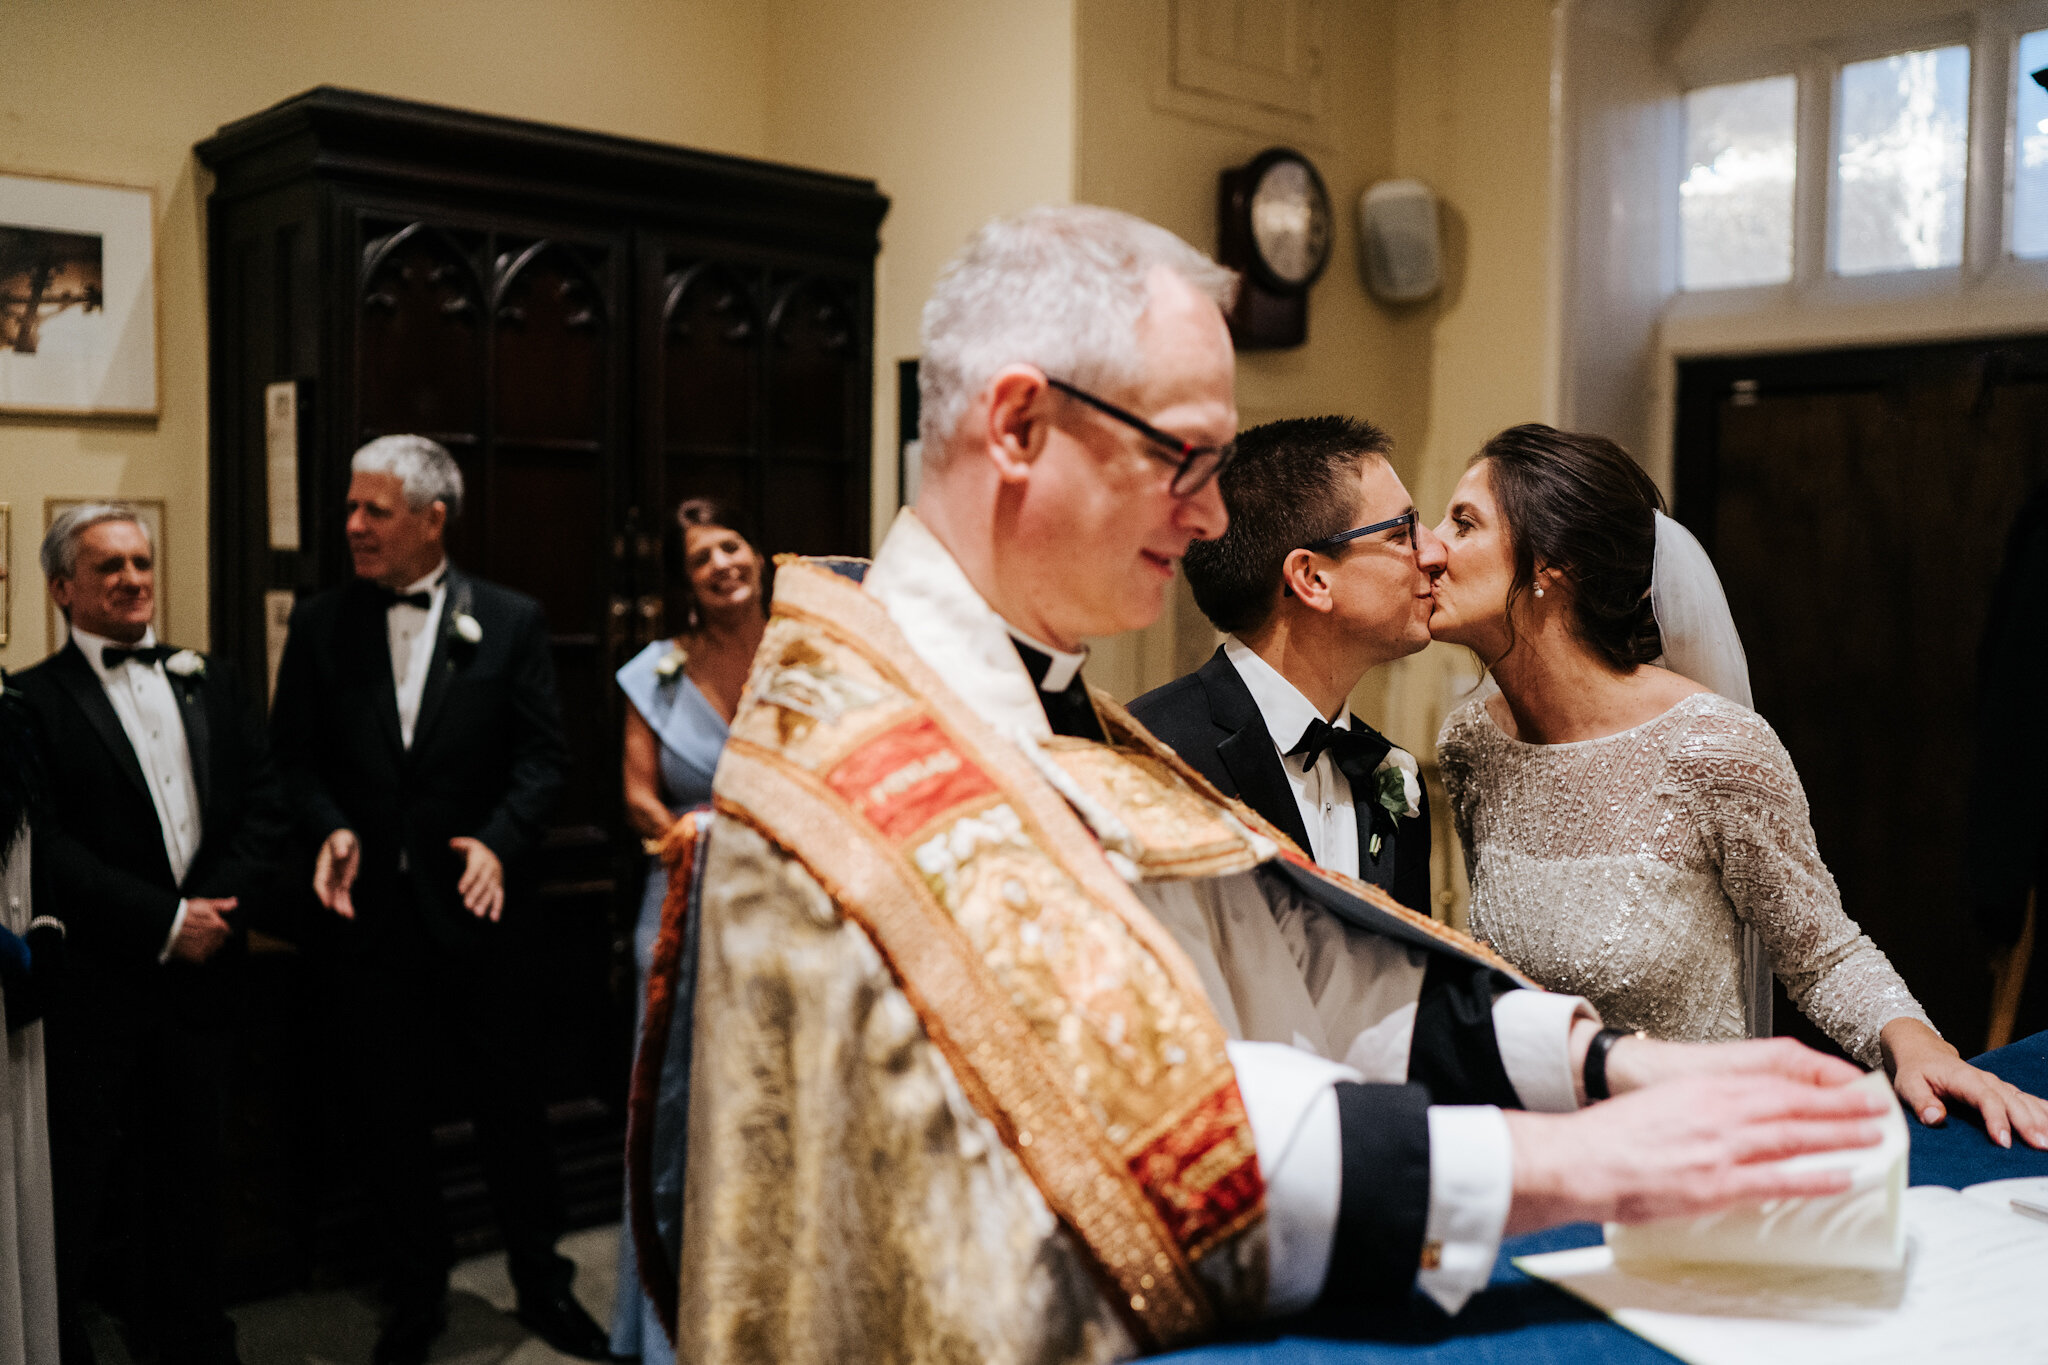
[1430,422,2048,1145]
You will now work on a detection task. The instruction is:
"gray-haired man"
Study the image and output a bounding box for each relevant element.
[15,504,286,1365]
[268,438,597,1364]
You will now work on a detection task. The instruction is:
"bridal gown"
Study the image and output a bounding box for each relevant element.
[1437,691,1930,1067]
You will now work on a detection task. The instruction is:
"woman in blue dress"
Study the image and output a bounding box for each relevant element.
[609,498,765,1360]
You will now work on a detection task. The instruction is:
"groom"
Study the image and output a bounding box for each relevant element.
[1132,416,1442,911]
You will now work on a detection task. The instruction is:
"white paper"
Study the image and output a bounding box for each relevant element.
[264,381,301,550]
[1606,1071,1906,1271]
[1962,1175,2048,1224]
[1516,1186,2048,1364]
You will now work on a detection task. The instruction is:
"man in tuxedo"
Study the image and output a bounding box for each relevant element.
[15,504,287,1365]
[268,436,604,1365]
[1131,416,1443,912]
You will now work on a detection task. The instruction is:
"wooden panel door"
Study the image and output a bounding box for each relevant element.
[1675,337,2048,1055]
[351,207,629,1185]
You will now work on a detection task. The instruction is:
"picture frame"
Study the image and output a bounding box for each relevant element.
[0,171,158,417]
[45,498,165,651]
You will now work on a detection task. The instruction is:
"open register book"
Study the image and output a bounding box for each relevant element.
[1515,1074,2048,1363]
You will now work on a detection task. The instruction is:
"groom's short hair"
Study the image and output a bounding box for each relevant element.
[1183,415,1392,635]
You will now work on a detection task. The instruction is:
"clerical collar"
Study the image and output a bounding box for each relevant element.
[1007,628,1088,693]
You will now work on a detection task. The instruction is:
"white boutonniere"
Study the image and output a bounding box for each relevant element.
[1369,748,1422,859]
[164,649,206,678]
[451,611,483,645]
[652,641,689,682]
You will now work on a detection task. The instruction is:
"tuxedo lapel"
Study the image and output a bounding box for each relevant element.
[1198,650,1315,855]
[1347,720,1396,889]
[346,581,406,757]
[50,642,152,807]
[168,667,213,815]
[408,568,468,759]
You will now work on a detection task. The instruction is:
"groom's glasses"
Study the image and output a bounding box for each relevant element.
[1301,511,1418,556]
[1044,376,1237,496]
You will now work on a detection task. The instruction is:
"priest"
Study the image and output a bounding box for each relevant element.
[632,205,1890,1362]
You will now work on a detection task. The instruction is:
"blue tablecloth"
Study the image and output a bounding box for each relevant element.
[1160,1031,2048,1364]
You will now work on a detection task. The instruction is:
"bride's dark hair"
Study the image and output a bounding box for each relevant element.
[1475,423,1665,671]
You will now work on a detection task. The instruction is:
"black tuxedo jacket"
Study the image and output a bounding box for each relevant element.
[1130,645,1433,914]
[13,641,286,995]
[269,567,567,951]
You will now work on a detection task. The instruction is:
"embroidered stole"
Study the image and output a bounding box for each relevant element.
[709,558,1265,1347]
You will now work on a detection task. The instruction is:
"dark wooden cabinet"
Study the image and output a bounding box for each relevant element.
[196,87,884,1296]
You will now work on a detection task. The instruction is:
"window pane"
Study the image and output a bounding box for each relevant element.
[1681,76,1797,290]
[1834,45,1971,275]
[2014,30,2048,258]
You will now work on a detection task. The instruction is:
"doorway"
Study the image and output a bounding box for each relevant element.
[1674,335,2048,1056]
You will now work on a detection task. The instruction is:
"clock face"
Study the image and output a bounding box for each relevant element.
[1249,155,1332,290]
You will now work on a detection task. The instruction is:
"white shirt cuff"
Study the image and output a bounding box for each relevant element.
[1417,1104,1512,1315]
[1225,1039,1359,1316]
[1490,988,1600,1113]
[158,899,188,965]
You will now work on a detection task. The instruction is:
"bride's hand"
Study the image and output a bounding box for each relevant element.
[1880,1017,2048,1150]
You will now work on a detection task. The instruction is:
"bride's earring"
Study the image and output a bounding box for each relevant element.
[1534,585,1545,598]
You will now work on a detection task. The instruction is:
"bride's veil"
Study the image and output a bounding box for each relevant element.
[1650,511,1753,710]
[1649,510,1773,1036]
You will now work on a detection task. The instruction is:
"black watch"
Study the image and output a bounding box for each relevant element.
[1583,1027,1642,1102]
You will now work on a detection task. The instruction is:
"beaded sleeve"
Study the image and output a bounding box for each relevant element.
[1669,708,1932,1067]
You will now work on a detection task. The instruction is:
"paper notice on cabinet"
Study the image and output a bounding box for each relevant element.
[1515,1186,2048,1363]
[265,381,301,550]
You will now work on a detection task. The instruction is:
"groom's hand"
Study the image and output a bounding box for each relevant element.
[1503,1072,1890,1235]
[1603,1034,1864,1096]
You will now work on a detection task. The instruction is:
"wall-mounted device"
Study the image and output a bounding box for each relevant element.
[1358,178,1442,305]
[1218,147,1332,350]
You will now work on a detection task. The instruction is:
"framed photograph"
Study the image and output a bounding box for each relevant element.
[45,498,165,651]
[0,172,158,417]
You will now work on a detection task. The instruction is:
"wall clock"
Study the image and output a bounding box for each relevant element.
[1217,147,1332,349]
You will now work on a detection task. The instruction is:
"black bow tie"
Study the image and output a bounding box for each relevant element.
[100,643,172,671]
[1287,716,1392,783]
[1011,639,1106,743]
[376,587,434,611]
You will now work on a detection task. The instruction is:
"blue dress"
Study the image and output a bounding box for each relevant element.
[609,640,727,1360]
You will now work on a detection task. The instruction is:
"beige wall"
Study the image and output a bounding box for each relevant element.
[1,0,775,664]
[760,0,1078,551]
[1074,0,1407,700]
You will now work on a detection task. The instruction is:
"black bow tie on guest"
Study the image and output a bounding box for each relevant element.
[375,587,435,611]
[1287,715,1393,784]
[1011,639,1107,743]
[100,643,173,671]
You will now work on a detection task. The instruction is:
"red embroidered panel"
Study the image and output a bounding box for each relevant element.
[1128,1083,1264,1253]
[826,714,1000,843]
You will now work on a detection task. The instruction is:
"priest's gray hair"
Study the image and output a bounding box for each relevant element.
[917,205,1237,466]
[41,503,152,583]
[352,434,465,519]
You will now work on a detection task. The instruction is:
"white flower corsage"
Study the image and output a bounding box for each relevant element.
[1369,748,1423,858]
[652,642,689,682]
[164,649,206,678]
[451,611,483,644]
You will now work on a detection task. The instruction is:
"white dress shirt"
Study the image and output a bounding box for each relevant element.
[862,510,1598,1317]
[72,625,201,963]
[387,562,448,749]
[1222,636,1363,877]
